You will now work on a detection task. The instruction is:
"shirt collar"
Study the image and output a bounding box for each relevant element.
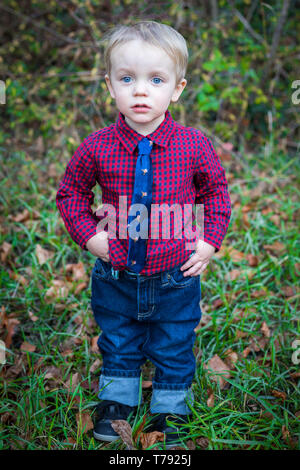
[114,109,177,153]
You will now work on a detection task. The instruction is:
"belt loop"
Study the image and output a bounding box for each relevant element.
[111,267,119,280]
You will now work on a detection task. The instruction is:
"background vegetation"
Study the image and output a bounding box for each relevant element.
[0,0,299,450]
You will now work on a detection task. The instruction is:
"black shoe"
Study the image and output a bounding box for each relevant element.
[93,399,137,442]
[148,412,190,449]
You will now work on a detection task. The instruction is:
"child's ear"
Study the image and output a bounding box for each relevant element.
[171,78,187,103]
[105,74,115,99]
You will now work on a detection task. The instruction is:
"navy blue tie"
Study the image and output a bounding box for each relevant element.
[126,137,153,273]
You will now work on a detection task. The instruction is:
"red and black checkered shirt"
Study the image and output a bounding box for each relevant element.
[56,110,232,275]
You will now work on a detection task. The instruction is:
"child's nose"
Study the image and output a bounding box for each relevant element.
[133,80,148,95]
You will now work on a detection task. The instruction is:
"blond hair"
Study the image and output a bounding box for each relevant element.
[102,20,188,84]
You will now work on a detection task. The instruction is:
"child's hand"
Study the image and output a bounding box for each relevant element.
[180,239,216,277]
[86,231,110,262]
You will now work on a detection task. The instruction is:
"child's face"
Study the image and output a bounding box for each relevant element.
[105,39,187,134]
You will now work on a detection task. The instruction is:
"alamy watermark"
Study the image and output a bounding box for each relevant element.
[0,80,5,105]
[291,339,300,365]
[95,197,205,251]
[0,340,5,365]
[291,80,300,105]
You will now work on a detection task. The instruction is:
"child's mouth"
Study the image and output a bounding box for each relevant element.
[132,105,150,113]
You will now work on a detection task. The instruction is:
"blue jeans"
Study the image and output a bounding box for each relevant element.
[90,255,202,415]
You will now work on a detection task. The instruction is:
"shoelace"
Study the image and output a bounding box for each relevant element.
[96,400,134,420]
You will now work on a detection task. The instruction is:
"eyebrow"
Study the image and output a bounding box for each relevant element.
[116,68,169,76]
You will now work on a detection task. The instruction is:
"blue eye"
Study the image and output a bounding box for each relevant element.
[121,76,132,83]
[152,77,163,84]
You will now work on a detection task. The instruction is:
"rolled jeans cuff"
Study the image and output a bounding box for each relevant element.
[150,386,194,415]
[98,373,143,407]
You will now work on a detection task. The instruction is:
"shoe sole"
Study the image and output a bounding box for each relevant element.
[93,430,120,442]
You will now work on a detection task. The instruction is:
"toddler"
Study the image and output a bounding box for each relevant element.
[56,20,231,448]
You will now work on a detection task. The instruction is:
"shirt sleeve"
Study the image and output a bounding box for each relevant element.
[56,139,98,250]
[193,134,232,252]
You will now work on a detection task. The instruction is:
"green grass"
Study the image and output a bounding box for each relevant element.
[0,143,299,450]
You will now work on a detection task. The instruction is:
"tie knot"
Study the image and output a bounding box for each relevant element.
[138,137,153,155]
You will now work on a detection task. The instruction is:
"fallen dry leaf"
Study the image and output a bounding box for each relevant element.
[74,282,88,294]
[45,279,70,301]
[28,311,38,322]
[73,314,83,325]
[110,419,136,449]
[9,271,27,286]
[11,208,30,223]
[212,298,224,309]
[44,366,62,381]
[271,389,287,401]
[246,254,259,266]
[226,268,255,281]
[289,372,300,380]
[281,286,296,298]
[246,335,269,353]
[207,393,214,408]
[65,262,88,282]
[76,411,94,435]
[232,309,251,323]
[261,321,271,338]
[260,411,274,420]
[263,241,285,254]
[269,214,281,226]
[224,348,239,368]
[0,241,12,263]
[35,244,55,265]
[64,372,81,393]
[251,289,268,298]
[242,213,250,228]
[63,437,77,446]
[20,341,36,353]
[0,412,16,425]
[5,353,27,378]
[186,440,196,450]
[196,437,209,449]
[203,354,231,389]
[281,425,290,442]
[198,314,212,327]
[242,346,252,358]
[89,358,102,373]
[2,311,20,348]
[236,329,249,339]
[226,246,246,263]
[139,431,165,449]
[91,336,99,353]
[261,207,273,215]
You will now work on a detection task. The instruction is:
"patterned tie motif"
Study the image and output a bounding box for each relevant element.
[126,137,153,273]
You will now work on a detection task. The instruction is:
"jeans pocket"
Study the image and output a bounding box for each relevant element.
[167,267,198,289]
[92,257,112,281]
